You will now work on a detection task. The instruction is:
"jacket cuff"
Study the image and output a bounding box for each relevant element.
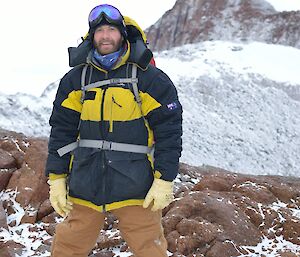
[48,173,68,181]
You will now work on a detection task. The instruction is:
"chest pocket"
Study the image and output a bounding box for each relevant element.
[104,87,142,122]
[80,88,102,121]
[80,87,142,123]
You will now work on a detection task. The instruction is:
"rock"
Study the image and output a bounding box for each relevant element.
[0,241,24,257]
[7,166,41,207]
[205,240,241,257]
[20,206,38,224]
[0,246,13,257]
[0,135,28,153]
[163,163,300,256]
[146,0,300,51]
[37,199,53,221]
[1,132,300,256]
[6,139,49,209]
[41,212,59,225]
[96,229,124,249]
[0,170,14,191]
[0,200,8,230]
[0,149,17,169]
[89,251,115,257]
[282,220,300,244]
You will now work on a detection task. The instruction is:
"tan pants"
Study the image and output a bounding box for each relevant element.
[51,204,168,257]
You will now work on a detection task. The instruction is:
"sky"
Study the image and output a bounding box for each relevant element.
[0,0,300,97]
[0,0,177,96]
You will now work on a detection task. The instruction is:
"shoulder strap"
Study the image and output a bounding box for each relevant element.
[83,78,137,91]
[80,64,89,103]
[131,64,145,118]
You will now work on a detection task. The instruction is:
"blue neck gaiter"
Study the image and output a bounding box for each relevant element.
[93,47,123,70]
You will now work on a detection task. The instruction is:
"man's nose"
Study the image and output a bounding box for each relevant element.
[101,29,110,39]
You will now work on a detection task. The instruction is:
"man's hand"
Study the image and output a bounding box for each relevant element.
[143,178,174,212]
[49,177,73,217]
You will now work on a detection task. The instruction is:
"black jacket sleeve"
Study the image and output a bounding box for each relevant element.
[45,70,82,176]
[144,68,183,181]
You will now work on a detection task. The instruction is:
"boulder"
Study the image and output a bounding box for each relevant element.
[163,163,300,256]
[1,131,300,256]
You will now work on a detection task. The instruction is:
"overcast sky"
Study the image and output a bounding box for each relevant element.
[0,0,299,96]
[0,0,177,96]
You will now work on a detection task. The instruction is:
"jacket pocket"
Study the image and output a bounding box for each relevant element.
[68,148,100,200]
[107,157,153,202]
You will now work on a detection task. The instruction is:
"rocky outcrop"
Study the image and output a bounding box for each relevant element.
[0,129,50,225]
[165,164,300,256]
[0,129,300,256]
[146,0,300,51]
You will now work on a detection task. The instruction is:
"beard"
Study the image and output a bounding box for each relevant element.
[94,39,123,55]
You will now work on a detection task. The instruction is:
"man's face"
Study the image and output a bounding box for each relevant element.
[93,25,123,55]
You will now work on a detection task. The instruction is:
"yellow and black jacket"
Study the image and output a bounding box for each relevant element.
[45,40,182,212]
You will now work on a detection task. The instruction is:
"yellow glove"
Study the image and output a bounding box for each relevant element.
[143,178,174,212]
[49,177,73,217]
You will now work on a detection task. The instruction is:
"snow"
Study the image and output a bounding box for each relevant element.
[1,41,300,177]
[239,235,300,256]
[157,41,300,86]
[265,0,300,12]
[1,2,300,256]
[0,190,51,257]
[1,184,300,256]
[156,41,300,176]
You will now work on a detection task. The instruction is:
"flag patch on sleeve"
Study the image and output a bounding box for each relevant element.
[167,102,178,110]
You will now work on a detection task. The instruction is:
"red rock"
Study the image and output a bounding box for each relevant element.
[37,199,53,221]
[0,149,17,169]
[6,139,49,209]
[282,220,300,244]
[0,241,24,257]
[20,207,38,224]
[1,132,300,257]
[0,170,14,191]
[41,212,58,225]
[89,250,115,257]
[205,240,241,257]
[96,229,124,249]
[0,200,8,230]
[146,0,300,51]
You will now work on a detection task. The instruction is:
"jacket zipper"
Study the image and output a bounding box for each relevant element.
[100,78,108,212]
[109,95,122,132]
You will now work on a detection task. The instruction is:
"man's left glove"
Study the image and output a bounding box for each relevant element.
[49,177,73,217]
[143,178,174,212]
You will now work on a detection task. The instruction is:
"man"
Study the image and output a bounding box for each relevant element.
[45,4,182,257]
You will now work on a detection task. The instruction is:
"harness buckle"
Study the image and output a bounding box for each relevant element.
[102,141,112,150]
[110,78,121,84]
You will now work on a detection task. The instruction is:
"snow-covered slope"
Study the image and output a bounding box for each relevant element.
[156,41,300,176]
[0,81,58,137]
[0,42,299,176]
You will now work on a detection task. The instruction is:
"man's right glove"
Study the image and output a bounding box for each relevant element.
[49,177,73,217]
[143,178,174,212]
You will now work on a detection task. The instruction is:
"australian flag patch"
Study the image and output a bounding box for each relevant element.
[167,102,178,110]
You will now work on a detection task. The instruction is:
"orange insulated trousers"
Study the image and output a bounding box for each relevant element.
[51,204,168,257]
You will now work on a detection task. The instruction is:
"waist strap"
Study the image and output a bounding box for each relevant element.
[57,139,152,157]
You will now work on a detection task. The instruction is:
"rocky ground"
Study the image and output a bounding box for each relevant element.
[0,129,300,257]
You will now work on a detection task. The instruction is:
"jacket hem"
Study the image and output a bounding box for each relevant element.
[68,196,144,212]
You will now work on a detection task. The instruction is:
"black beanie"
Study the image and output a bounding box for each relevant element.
[90,17,127,39]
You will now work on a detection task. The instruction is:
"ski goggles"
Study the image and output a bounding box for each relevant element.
[88,4,124,29]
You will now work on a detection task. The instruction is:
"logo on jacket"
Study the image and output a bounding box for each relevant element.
[167,102,178,110]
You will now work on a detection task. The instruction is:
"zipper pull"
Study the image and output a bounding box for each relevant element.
[112,96,122,108]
